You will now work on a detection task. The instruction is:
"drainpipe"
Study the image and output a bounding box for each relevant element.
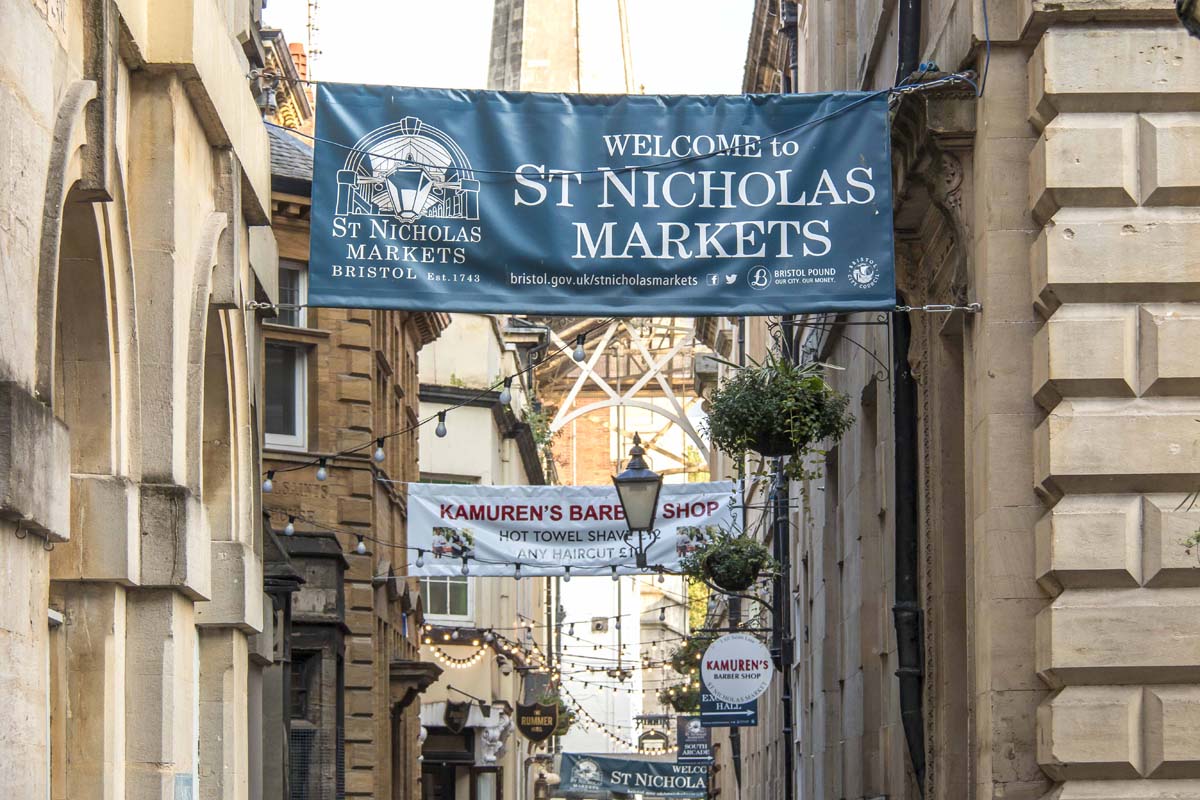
[777,6,799,792]
[773,313,796,800]
[896,0,923,84]
[892,310,926,794]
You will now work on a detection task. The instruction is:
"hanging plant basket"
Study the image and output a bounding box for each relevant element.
[681,532,777,594]
[702,352,854,479]
[658,683,701,713]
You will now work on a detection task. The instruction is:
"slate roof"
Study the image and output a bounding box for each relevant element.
[267,124,314,195]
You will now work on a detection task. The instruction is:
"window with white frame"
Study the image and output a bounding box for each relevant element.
[276,261,307,327]
[420,575,472,621]
[265,342,307,450]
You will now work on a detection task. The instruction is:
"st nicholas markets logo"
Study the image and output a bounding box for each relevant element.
[329,116,483,272]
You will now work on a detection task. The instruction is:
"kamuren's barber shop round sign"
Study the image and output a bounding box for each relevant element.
[701,633,774,705]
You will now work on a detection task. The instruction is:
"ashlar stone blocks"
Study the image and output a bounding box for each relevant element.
[1038,686,1144,780]
[1036,495,1200,595]
[52,474,139,582]
[1037,589,1200,688]
[1037,685,1200,782]
[1031,114,1139,223]
[1035,399,1200,498]
[1138,114,1200,207]
[1032,211,1200,314]
[1033,305,1138,409]
[0,381,70,540]
[1029,27,1200,127]
[1138,305,1200,397]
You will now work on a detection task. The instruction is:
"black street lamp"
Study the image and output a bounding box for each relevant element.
[612,433,663,569]
[1181,0,1200,38]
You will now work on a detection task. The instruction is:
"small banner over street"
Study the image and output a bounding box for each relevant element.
[560,754,707,799]
[408,481,735,576]
[309,84,896,315]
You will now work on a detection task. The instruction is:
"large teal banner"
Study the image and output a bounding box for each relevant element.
[309,84,895,315]
[559,753,707,798]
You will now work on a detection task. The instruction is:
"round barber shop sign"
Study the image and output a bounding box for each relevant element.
[701,633,774,705]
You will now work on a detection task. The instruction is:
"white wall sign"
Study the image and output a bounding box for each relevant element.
[701,633,774,705]
[407,481,736,576]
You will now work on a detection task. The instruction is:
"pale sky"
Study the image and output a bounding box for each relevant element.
[263,0,754,94]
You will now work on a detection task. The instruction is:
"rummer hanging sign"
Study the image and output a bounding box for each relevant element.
[406,481,735,577]
[308,84,896,315]
[515,702,559,743]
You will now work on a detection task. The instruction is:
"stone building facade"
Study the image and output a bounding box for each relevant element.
[262,45,450,800]
[713,2,1200,800]
[0,1,279,799]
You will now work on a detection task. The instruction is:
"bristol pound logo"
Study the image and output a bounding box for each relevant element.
[336,116,479,222]
[747,265,772,291]
[848,256,881,289]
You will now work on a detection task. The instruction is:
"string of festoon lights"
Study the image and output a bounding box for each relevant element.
[560,685,679,754]
[260,317,616,496]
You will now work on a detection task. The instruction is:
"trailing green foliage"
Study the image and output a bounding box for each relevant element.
[538,691,575,737]
[702,352,853,480]
[658,683,701,713]
[669,634,715,676]
[681,530,777,593]
[523,404,554,448]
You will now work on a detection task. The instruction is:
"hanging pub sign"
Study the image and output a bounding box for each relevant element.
[443,701,471,734]
[308,84,896,316]
[407,481,736,577]
[515,701,559,743]
[676,716,714,763]
[559,754,707,799]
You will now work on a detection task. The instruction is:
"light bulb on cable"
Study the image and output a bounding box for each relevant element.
[284,516,295,536]
[355,536,367,555]
[514,562,522,581]
[659,607,666,622]
[435,412,448,438]
[415,549,424,568]
[611,565,619,581]
[262,471,274,493]
[572,334,586,362]
[658,572,665,584]
[373,438,385,463]
[498,377,512,406]
[461,557,470,575]
[315,458,328,481]
[562,566,571,582]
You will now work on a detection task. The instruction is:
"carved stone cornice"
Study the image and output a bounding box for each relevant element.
[891,86,977,307]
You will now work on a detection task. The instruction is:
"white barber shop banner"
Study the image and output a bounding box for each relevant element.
[407,481,737,576]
